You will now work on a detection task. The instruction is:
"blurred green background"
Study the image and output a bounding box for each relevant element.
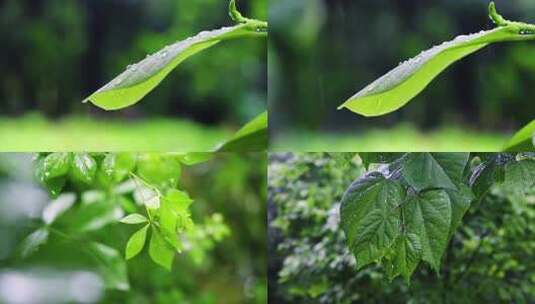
[0,0,266,151]
[0,153,266,303]
[269,0,535,151]
[268,153,535,303]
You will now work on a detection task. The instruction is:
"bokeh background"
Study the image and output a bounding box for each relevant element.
[0,153,266,303]
[269,0,535,151]
[268,153,535,303]
[0,0,267,151]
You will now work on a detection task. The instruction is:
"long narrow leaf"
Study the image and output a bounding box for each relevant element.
[503,120,535,151]
[339,3,535,117]
[217,111,268,151]
[84,24,265,110]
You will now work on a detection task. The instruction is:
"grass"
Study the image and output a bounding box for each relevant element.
[272,124,511,152]
[0,114,232,151]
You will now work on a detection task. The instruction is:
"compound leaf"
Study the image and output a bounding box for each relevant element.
[149,226,175,271]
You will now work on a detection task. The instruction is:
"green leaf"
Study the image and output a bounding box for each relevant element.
[176,153,214,166]
[470,157,505,197]
[338,4,535,116]
[19,228,49,258]
[102,153,137,183]
[125,224,149,260]
[35,153,72,182]
[72,201,123,232]
[149,226,175,271]
[503,119,535,151]
[359,153,404,169]
[42,193,77,225]
[165,189,193,210]
[89,242,129,290]
[503,159,535,194]
[137,153,181,188]
[402,153,468,191]
[403,190,452,272]
[71,153,97,184]
[392,233,422,282]
[84,24,265,110]
[218,111,268,152]
[340,172,403,269]
[120,213,148,224]
[446,185,474,238]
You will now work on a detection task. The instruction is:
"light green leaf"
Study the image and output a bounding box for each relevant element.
[137,153,181,188]
[338,3,535,116]
[84,24,265,110]
[503,119,535,152]
[125,224,149,260]
[218,111,268,152]
[89,242,129,291]
[71,153,97,184]
[403,190,452,272]
[340,172,403,269]
[392,233,422,282]
[176,153,214,166]
[402,153,468,191]
[165,189,193,210]
[120,213,148,224]
[19,228,49,258]
[102,153,137,183]
[149,226,175,271]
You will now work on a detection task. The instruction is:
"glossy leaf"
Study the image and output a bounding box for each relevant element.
[340,172,403,269]
[125,224,149,260]
[120,213,148,225]
[71,153,97,184]
[503,159,535,194]
[218,111,268,152]
[149,226,175,271]
[338,3,535,116]
[503,120,535,151]
[90,242,129,290]
[403,190,451,271]
[36,153,72,181]
[402,153,468,191]
[446,185,474,238]
[102,153,137,183]
[84,24,265,110]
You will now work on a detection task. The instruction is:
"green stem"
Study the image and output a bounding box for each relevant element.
[229,0,268,33]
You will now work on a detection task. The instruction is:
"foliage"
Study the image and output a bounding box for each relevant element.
[269,153,535,303]
[22,152,229,288]
[218,111,268,151]
[338,2,535,117]
[504,119,535,151]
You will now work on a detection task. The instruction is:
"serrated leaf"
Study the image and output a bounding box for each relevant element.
[149,226,175,271]
[503,120,535,152]
[42,193,76,225]
[359,153,404,169]
[71,153,97,184]
[392,233,422,282]
[338,8,535,116]
[403,190,451,272]
[446,185,474,238]
[84,24,263,110]
[125,224,149,260]
[120,213,148,224]
[402,153,468,191]
[340,172,403,269]
[218,111,268,152]
[503,160,535,194]
[89,242,129,291]
[19,228,49,258]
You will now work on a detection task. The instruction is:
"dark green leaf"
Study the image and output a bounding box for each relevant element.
[402,153,468,191]
[446,185,474,238]
[403,190,451,271]
[340,172,403,269]
[392,233,422,282]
